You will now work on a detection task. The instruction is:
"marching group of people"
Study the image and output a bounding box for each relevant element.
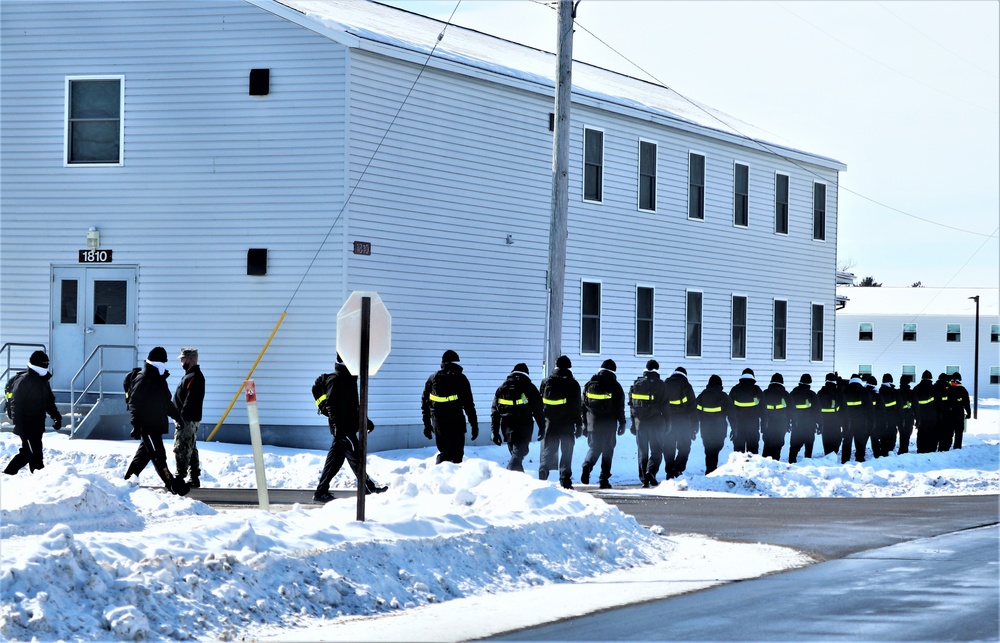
[5,347,973,500]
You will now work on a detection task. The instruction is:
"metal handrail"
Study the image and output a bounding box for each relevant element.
[69,344,138,437]
[1,342,47,387]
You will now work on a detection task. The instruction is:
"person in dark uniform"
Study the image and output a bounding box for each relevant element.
[760,373,789,461]
[942,373,971,450]
[172,348,205,489]
[580,359,627,489]
[729,368,762,454]
[421,350,478,464]
[629,359,668,487]
[897,373,916,454]
[932,373,952,452]
[787,374,818,464]
[695,374,731,474]
[878,373,902,457]
[815,373,844,456]
[312,354,387,503]
[3,351,62,475]
[537,355,582,489]
[490,362,545,472]
[863,374,888,458]
[662,366,697,478]
[913,370,938,453]
[840,374,872,463]
[124,347,189,495]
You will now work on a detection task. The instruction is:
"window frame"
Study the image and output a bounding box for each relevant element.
[990,366,999,385]
[946,323,961,343]
[637,138,657,213]
[991,324,999,343]
[733,162,749,228]
[581,280,602,354]
[772,298,787,361]
[688,151,706,220]
[811,303,825,362]
[945,365,960,376]
[901,364,916,382]
[774,172,789,235]
[902,323,917,342]
[812,181,827,241]
[858,322,874,342]
[65,75,125,167]
[583,126,604,203]
[635,285,654,356]
[731,294,747,359]
[685,290,703,358]
[858,364,873,376]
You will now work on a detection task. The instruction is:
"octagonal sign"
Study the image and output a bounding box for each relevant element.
[336,291,391,376]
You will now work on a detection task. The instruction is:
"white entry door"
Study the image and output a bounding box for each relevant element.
[50,266,137,393]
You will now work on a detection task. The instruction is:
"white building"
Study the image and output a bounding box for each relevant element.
[1,0,845,448]
[835,287,1000,399]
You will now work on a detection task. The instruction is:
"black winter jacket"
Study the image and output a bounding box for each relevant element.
[581,368,626,433]
[422,362,478,434]
[173,364,206,423]
[787,384,818,433]
[490,371,545,441]
[538,367,582,436]
[11,369,60,436]
[128,362,182,434]
[760,383,790,435]
[729,377,763,431]
[695,383,731,434]
[320,363,374,436]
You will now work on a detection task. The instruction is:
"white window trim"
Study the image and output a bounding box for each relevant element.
[902,322,918,341]
[64,75,125,167]
[858,321,874,341]
[731,293,748,360]
[772,297,788,361]
[635,283,655,357]
[774,171,790,236]
[812,180,827,242]
[811,302,826,363]
[582,125,605,204]
[637,137,658,213]
[685,288,704,359]
[733,161,750,229]
[687,150,706,221]
[580,278,602,355]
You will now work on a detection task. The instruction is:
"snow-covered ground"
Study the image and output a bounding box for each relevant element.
[2,403,997,642]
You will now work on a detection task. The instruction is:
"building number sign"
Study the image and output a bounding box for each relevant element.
[353,241,372,256]
[79,249,113,263]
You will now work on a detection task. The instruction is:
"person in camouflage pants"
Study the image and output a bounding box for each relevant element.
[173,348,205,488]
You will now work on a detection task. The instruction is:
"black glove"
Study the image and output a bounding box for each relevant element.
[491,429,502,446]
[470,426,479,441]
[423,425,433,440]
[617,424,626,436]
[51,415,62,431]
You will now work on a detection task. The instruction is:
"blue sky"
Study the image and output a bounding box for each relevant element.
[382,0,999,288]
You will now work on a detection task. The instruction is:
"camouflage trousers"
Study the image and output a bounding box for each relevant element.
[173,420,201,481]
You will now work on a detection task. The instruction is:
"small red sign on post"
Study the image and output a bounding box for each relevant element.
[245,380,257,404]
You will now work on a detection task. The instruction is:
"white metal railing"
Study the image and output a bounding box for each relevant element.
[69,345,138,437]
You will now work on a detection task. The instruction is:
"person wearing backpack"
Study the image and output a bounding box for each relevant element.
[815,373,845,456]
[580,359,626,489]
[123,347,189,495]
[630,359,667,487]
[537,355,582,489]
[695,374,731,474]
[3,351,62,475]
[311,354,388,503]
[662,366,697,478]
[729,368,763,454]
[760,373,790,461]
[877,373,902,457]
[489,362,545,472]
[787,374,818,464]
[421,350,479,464]
[897,373,916,454]
[172,348,205,489]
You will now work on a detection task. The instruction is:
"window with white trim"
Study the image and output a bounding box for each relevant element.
[734,163,749,227]
[775,173,789,234]
[581,281,601,354]
[811,304,824,361]
[901,365,916,383]
[732,295,747,359]
[773,299,787,360]
[636,286,654,356]
[638,140,656,212]
[688,152,705,220]
[813,182,826,241]
[858,364,873,376]
[991,366,999,385]
[945,365,960,376]
[584,128,604,203]
[686,291,702,358]
[902,323,917,341]
[947,323,961,342]
[66,76,123,165]
[991,324,998,342]
[859,322,873,341]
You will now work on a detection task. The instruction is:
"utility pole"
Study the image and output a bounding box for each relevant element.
[969,295,980,419]
[547,0,575,374]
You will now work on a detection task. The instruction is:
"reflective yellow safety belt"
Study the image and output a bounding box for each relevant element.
[314,394,328,407]
[766,402,786,410]
[543,398,567,405]
[586,392,613,401]
[429,394,459,403]
[795,401,811,409]
[668,396,688,405]
[697,405,722,412]
[733,399,758,407]
[846,400,863,406]
[884,400,897,407]
[917,397,934,405]
[498,394,528,406]
[631,393,654,401]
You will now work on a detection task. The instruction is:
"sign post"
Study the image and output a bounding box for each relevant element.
[243,380,270,512]
[336,291,391,522]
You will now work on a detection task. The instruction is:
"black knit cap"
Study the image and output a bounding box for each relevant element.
[645,359,659,371]
[799,374,812,385]
[555,355,572,369]
[900,374,913,385]
[742,368,755,377]
[882,373,893,383]
[771,372,783,384]
[825,372,838,382]
[675,366,687,375]
[147,347,168,363]
[513,362,529,374]
[442,349,460,364]
[29,350,49,368]
[708,374,723,387]
[600,359,617,372]
[951,372,962,382]
[922,370,933,380]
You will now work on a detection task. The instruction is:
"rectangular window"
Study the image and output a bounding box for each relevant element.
[60,280,78,324]
[734,163,749,227]
[93,280,127,325]
[902,365,916,382]
[636,287,654,356]
[946,323,961,342]
[811,304,824,361]
[774,173,789,234]
[991,367,999,385]
[581,281,601,354]
[773,299,787,360]
[584,128,603,202]
[858,322,873,341]
[813,182,826,241]
[902,323,917,342]
[688,152,705,220]
[686,291,702,358]
[945,365,960,376]
[66,76,123,165]
[638,140,657,212]
[991,324,999,342]
[731,295,747,359]
[858,364,873,376]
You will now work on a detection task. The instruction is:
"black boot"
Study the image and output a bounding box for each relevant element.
[580,463,592,485]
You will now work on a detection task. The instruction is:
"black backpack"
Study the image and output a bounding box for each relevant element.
[123,367,143,401]
[312,372,336,417]
[583,377,615,418]
[429,370,462,411]
[3,371,26,420]
[496,378,530,420]
[629,376,660,420]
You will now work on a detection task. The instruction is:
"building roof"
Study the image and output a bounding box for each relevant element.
[259,0,845,170]
[836,287,999,317]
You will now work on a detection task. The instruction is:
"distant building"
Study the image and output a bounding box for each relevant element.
[1,0,845,448]
[835,287,999,398]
